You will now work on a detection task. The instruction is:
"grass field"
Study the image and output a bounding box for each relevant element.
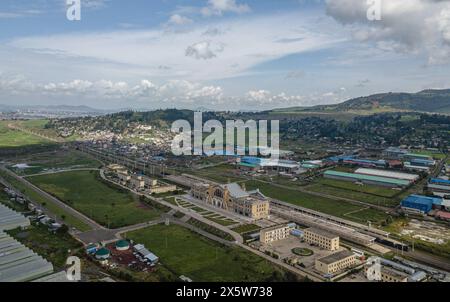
[232,224,261,234]
[8,150,102,176]
[189,164,244,183]
[0,170,91,231]
[28,170,165,228]
[305,178,400,207]
[245,180,391,225]
[0,121,50,147]
[411,150,446,160]
[126,224,297,282]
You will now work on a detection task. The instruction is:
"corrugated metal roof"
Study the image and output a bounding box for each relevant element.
[220,183,249,199]
[324,170,410,186]
[355,168,419,181]
[0,204,30,231]
[0,231,54,282]
[430,178,450,186]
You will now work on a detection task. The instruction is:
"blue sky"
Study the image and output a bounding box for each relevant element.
[1,0,450,110]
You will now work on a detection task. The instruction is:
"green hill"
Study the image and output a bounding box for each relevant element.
[274,89,450,114]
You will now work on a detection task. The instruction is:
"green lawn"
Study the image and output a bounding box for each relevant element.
[305,178,400,207]
[189,164,244,183]
[411,150,446,160]
[28,170,165,228]
[9,150,102,176]
[245,180,391,225]
[0,170,91,231]
[0,121,50,147]
[232,224,261,234]
[126,224,296,282]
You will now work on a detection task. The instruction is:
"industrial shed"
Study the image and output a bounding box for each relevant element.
[324,170,410,188]
[0,231,54,282]
[355,168,419,183]
[0,204,30,231]
[400,195,442,214]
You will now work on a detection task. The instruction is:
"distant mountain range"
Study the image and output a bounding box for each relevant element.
[0,104,110,114]
[273,89,450,114]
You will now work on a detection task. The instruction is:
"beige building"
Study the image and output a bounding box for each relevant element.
[315,250,357,275]
[191,182,269,219]
[304,228,340,251]
[130,176,145,189]
[117,172,131,183]
[365,265,409,282]
[260,225,293,244]
[149,184,177,194]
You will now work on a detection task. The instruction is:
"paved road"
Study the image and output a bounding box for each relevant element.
[24,168,99,178]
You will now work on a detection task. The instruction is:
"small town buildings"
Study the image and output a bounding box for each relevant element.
[304,228,340,251]
[315,250,357,275]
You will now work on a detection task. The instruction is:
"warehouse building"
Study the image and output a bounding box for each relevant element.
[409,158,436,167]
[324,170,410,188]
[383,147,408,159]
[259,224,294,244]
[428,178,450,194]
[404,162,430,172]
[315,250,357,275]
[403,153,433,162]
[328,156,387,169]
[238,157,300,174]
[428,183,450,194]
[355,168,419,183]
[0,204,30,231]
[134,244,159,265]
[400,195,442,214]
[0,231,54,282]
[304,228,340,251]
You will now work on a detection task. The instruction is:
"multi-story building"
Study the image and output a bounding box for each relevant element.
[117,171,131,183]
[191,182,269,219]
[130,176,145,189]
[259,224,294,244]
[304,228,340,251]
[315,250,357,275]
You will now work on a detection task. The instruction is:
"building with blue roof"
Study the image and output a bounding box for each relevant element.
[401,195,442,214]
[410,158,436,167]
[429,178,450,186]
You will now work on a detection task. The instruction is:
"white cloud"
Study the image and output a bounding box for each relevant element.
[0,72,348,110]
[8,13,340,81]
[185,41,223,60]
[167,14,193,26]
[325,0,450,64]
[201,0,251,16]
